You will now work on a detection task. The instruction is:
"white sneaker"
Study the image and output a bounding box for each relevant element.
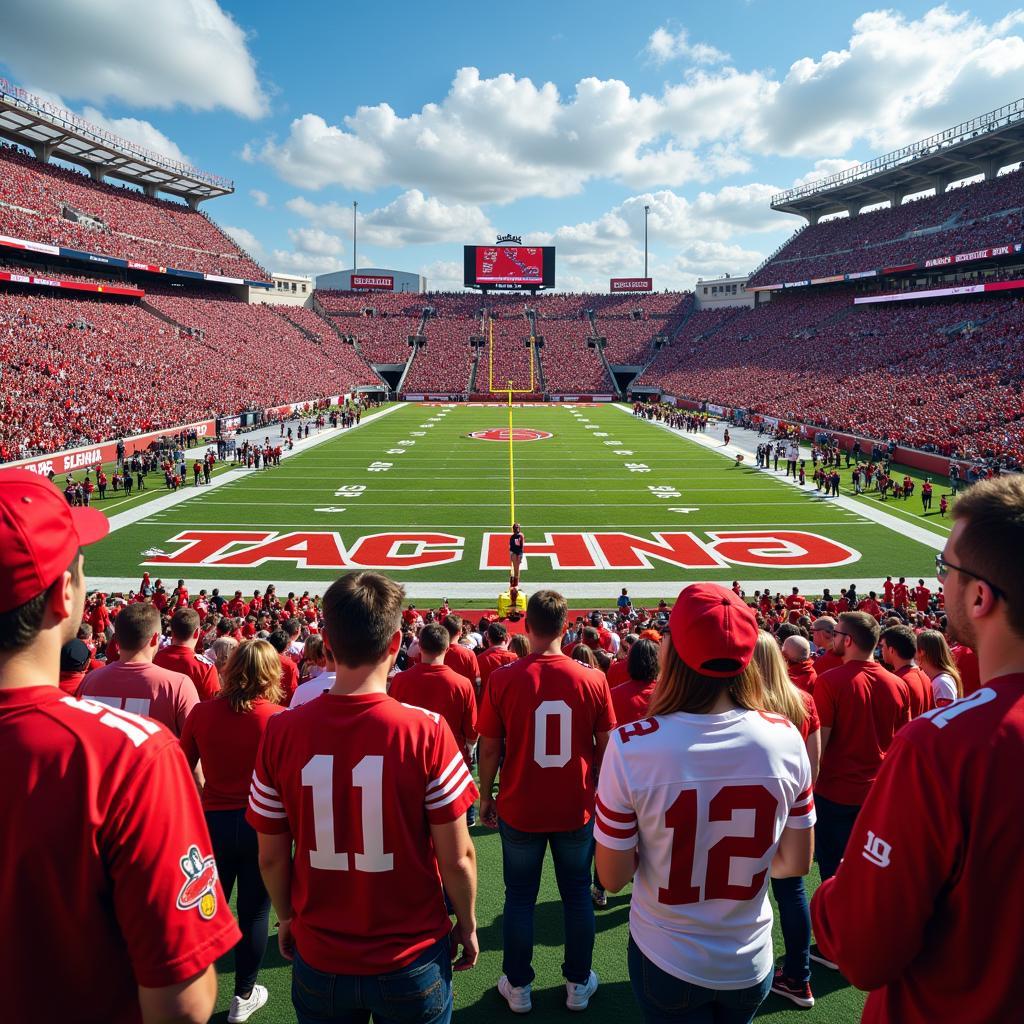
[498,975,532,1014]
[566,970,599,1011]
[227,983,269,1023]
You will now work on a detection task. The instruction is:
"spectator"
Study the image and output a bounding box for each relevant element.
[478,589,615,1013]
[915,629,963,708]
[477,621,517,699]
[607,632,638,687]
[180,639,285,1023]
[80,602,199,735]
[812,474,1024,1021]
[442,614,481,691]
[208,635,239,683]
[595,585,814,1024]
[247,572,478,1023]
[509,633,530,658]
[879,625,933,717]
[781,634,817,693]
[0,467,238,1023]
[810,617,843,673]
[266,629,299,704]
[58,636,97,696]
[609,637,659,726]
[154,607,221,700]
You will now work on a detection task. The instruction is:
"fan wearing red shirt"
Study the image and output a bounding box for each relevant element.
[785,587,805,611]
[478,589,615,1013]
[812,475,1024,1023]
[810,617,844,675]
[813,612,911,886]
[609,637,659,725]
[882,576,894,605]
[266,629,299,702]
[441,613,481,690]
[606,633,637,687]
[155,607,220,701]
[913,580,931,613]
[248,572,478,1023]
[87,592,110,637]
[477,621,518,699]
[0,468,238,1024]
[949,639,981,695]
[782,634,818,694]
[893,578,910,612]
[859,592,882,620]
[180,638,286,1022]
[879,625,933,717]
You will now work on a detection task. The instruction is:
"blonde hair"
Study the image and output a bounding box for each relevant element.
[509,633,530,657]
[648,637,765,717]
[571,643,598,668]
[221,638,284,712]
[752,631,807,728]
[916,630,963,698]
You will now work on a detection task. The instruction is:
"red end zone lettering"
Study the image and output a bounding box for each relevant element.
[469,428,552,442]
[593,532,724,569]
[706,531,860,568]
[347,533,463,570]
[480,532,599,570]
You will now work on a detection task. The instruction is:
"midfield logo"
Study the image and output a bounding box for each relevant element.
[141,530,859,571]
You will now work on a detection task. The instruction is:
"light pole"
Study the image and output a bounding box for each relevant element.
[644,204,650,279]
[352,200,358,273]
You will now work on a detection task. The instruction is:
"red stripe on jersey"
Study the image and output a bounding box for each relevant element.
[595,819,638,840]
[597,794,636,825]
[789,798,815,818]
[795,786,813,804]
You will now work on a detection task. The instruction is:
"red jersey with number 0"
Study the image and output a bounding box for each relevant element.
[246,692,477,974]
[0,686,239,1024]
[812,677,1024,1023]
[477,652,615,832]
[596,709,814,989]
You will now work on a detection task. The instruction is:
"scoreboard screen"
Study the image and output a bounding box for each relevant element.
[464,245,555,288]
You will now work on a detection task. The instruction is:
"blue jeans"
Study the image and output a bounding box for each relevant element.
[628,935,772,1024]
[814,794,861,881]
[498,818,595,987]
[770,875,810,982]
[291,937,452,1024]
[205,808,271,998]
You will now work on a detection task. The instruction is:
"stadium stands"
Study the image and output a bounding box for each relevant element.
[0,144,269,280]
[403,315,476,393]
[540,319,614,393]
[484,315,538,393]
[751,169,1024,286]
[594,293,695,365]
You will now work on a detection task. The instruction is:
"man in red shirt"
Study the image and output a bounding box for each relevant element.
[879,625,932,717]
[893,577,910,612]
[248,572,478,1022]
[606,633,637,687]
[80,603,200,736]
[859,591,882,620]
[0,468,238,1024]
[785,586,805,611]
[477,621,518,698]
[782,634,817,693]
[949,639,981,695]
[478,589,615,1013]
[882,575,894,606]
[912,579,931,614]
[267,629,299,702]
[609,637,658,725]
[441,613,480,690]
[811,617,844,674]
[812,475,1024,1022]
[154,608,220,701]
[813,612,910,893]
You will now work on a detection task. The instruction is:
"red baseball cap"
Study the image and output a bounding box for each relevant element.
[668,583,759,678]
[0,469,109,613]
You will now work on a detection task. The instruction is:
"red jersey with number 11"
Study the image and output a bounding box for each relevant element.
[246,692,477,975]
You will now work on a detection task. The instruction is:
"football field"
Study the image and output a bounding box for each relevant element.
[85,402,941,601]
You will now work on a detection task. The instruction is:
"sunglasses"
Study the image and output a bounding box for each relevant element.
[935,553,1004,598]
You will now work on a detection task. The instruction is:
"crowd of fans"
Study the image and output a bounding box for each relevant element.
[0,143,269,280]
[750,168,1024,286]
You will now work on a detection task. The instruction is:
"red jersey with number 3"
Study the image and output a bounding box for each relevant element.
[0,686,240,1024]
[246,692,477,974]
[595,709,814,989]
[812,676,1024,1022]
[477,652,615,832]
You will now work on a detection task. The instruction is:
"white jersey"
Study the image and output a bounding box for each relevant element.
[289,672,335,709]
[595,708,814,989]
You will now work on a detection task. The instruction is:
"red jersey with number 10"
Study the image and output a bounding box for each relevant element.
[477,652,615,832]
[246,692,477,974]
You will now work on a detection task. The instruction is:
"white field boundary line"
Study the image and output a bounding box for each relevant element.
[138,520,872,530]
[105,403,408,534]
[612,405,948,553]
[84,577,935,600]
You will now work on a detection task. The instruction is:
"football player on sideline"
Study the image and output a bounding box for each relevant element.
[0,468,240,1024]
[248,572,478,1024]
[812,475,1024,1022]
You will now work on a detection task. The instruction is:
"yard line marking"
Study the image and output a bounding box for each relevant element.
[140,520,873,530]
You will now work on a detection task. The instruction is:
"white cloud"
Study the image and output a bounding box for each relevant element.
[81,106,188,162]
[287,190,492,247]
[221,225,263,255]
[249,189,269,207]
[270,249,342,276]
[791,158,861,188]
[420,260,465,291]
[646,27,729,66]
[0,0,267,117]
[288,227,346,257]
[254,9,1024,202]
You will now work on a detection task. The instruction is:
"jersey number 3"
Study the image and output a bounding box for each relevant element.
[301,754,393,872]
[659,785,778,904]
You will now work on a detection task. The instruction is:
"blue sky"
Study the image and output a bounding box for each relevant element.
[1,0,1022,288]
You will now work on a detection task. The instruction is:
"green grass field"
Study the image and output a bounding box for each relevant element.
[209,823,865,1023]
[84,402,940,602]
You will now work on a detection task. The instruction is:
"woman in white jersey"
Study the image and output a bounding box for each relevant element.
[915,629,963,708]
[595,584,815,1024]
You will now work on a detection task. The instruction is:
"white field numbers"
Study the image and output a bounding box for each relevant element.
[534,700,572,768]
[301,754,393,872]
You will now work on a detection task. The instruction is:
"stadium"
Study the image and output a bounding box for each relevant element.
[1,6,1022,1024]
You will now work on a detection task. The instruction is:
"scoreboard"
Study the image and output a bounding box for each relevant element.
[464,245,555,290]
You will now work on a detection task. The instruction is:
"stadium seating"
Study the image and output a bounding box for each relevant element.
[540,320,614,393]
[751,168,1024,286]
[484,315,539,393]
[403,315,476,393]
[594,293,695,365]
[0,144,269,281]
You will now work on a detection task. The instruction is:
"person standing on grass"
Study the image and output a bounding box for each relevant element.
[180,639,285,1023]
[247,572,478,1024]
[0,468,239,1024]
[595,585,814,1024]
[509,521,524,583]
[812,475,1024,1023]
[478,589,615,1014]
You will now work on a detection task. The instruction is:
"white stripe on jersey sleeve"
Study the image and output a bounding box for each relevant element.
[251,772,281,800]
[425,760,473,810]
[426,752,465,797]
[248,794,288,820]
